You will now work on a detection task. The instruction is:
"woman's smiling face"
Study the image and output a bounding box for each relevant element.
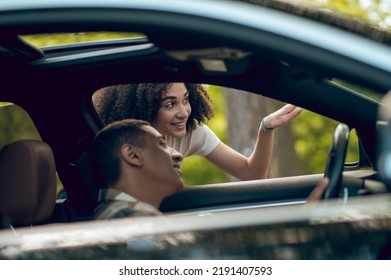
[151,83,192,138]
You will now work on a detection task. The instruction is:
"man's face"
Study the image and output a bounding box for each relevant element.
[141,125,184,196]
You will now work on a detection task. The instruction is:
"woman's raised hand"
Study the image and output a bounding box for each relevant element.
[263,104,303,130]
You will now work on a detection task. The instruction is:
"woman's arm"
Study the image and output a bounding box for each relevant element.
[206,104,302,180]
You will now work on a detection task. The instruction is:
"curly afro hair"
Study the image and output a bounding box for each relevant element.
[92,83,214,131]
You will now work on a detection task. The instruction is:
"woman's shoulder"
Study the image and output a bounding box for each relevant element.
[192,122,213,134]
[191,123,220,156]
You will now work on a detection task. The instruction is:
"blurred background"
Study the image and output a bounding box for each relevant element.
[0,0,389,188]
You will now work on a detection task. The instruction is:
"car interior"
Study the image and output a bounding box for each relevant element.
[1,4,391,230]
[0,140,57,228]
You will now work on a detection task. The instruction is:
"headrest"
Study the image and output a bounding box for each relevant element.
[0,140,57,226]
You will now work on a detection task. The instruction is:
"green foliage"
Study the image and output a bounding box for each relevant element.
[181,85,229,186]
[291,110,359,174]
[0,103,64,194]
[0,103,41,148]
[301,0,391,29]
[22,32,144,48]
[291,110,336,174]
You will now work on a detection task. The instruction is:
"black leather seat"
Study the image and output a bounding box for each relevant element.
[0,140,57,227]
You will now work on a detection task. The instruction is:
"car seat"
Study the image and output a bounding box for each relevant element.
[0,139,57,228]
[59,148,100,218]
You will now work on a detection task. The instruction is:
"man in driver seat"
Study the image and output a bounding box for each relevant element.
[91,119,328,220]
[91,119,184,220]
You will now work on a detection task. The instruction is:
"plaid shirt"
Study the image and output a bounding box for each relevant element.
[93,188,162,220]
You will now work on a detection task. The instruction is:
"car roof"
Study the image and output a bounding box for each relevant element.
[1,0,391,87]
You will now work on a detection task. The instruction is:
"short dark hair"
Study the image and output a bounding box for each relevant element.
[91,119,150,188]
[92,83,214,131]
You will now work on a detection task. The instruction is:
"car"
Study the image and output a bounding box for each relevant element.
[1,0,391,260]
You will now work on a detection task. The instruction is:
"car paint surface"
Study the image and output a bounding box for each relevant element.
[1,194,391,259]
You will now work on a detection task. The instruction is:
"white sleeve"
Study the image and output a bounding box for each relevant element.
[188,124,221,157]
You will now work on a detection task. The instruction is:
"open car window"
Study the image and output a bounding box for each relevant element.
[0,103,41,147]
[0,102,64,195]
[91,84,360,186]
[21,32,147,49]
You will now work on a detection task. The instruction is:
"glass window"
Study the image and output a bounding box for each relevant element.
[291,109,360,174]
[92,84,362,185]
[21,32,147,49]
[0,102,41,146]
[0,102,63,194]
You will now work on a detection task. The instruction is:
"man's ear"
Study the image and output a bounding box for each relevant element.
[120,144,143,167]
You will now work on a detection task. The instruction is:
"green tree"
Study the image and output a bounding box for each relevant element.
[181,86,229,186]
[301,0,391,29]
[0,103,41,148]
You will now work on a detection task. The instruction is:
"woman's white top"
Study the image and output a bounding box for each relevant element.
[165,124,220,157]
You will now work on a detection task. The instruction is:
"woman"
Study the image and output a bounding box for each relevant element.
[92,83,302,180]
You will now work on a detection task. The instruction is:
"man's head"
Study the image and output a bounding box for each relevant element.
[92,119,183,207]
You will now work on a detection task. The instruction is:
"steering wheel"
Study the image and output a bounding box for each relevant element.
[322,123,350,199]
